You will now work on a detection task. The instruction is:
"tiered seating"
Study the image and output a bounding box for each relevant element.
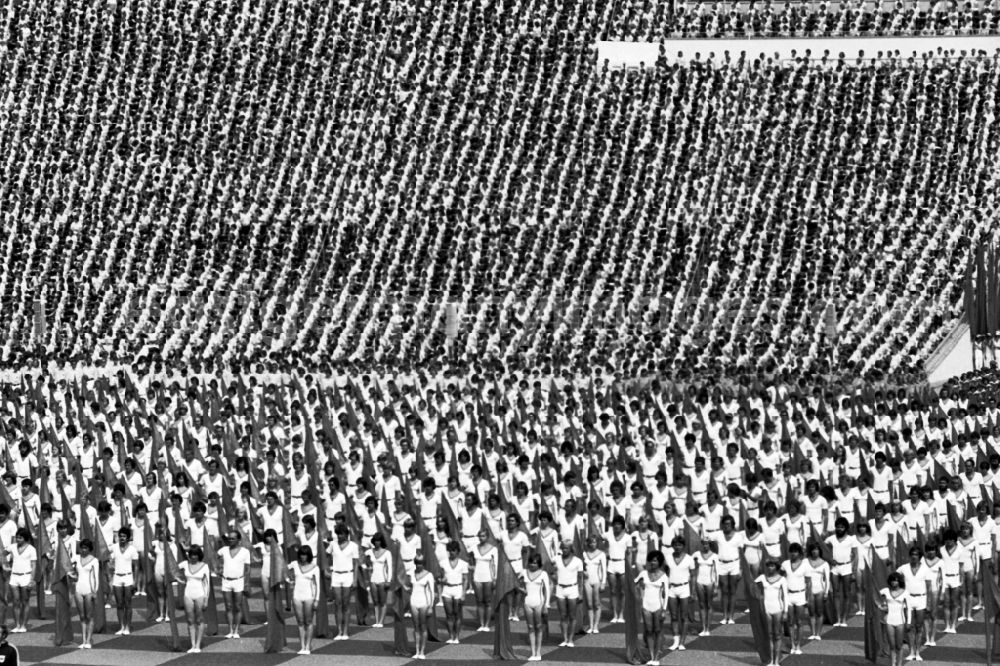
[0,0,997,385]
[608,0,1000,40]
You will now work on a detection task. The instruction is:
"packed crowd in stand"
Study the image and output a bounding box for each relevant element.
[612,0,1000,39]
[0,0,998,383]
[1,0,999,663]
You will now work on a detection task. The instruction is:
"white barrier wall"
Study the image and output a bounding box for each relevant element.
[597,36,1000,66]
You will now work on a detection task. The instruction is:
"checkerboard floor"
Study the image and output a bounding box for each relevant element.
[7,593,991,666]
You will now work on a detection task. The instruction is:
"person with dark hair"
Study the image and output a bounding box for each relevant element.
[606,514,629,624]
[219,530,251,639]
[923,543,942,647]
[743,517,764,580]
[715,514,743,625]
[109,527,139,635]
[287,545,319,655]
[666,536,693,651]
[7,528,35,633]
[149,522,179,623]
[501,514,530,622]
[178,545,210,653]
[783,542,808,655]
[825,516,857,627]
[131,504,149,596]
[635,549,667,666]
[877,571,910,666]
[327,523,358,641]
[522,552,549,662]
[939,528,964,634]
[440,540,469,644]
[854,521,874,624]
[755,559,787,666]
[367,533,392,628]
[897,546,930,662]
[70,538,99,648]
[693,535,718,637]
[805,541,830,640]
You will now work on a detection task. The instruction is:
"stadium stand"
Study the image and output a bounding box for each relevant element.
[0,0,999,663]
[0,0,996,383]
[609,0,1000,39]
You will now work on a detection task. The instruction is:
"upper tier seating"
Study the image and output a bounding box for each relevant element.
[0,0,996,385]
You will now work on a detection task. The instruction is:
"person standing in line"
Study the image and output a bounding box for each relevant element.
[756,559,788,666]
[287,545,320,655]
[70,539,99,649]
[218,530,252,639]
[110,528,140,635]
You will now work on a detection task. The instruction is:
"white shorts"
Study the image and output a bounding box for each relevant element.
[331,572,354,588]
[668,583,690,600]
[555,585,579,601]
[908,593,927,612]
[787,589,806,607]
[831,563,853,577]
[113,573,135,588]
[221,577,245,593]
[943,573,961,590]
[717,560,740,577]
[9,573,32,588]
[607,559,626,575]
[442,584,464,600]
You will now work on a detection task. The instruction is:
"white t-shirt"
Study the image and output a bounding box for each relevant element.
[441,558,470,586]
[716,532,744,562]
[667,553,695,586]
[327,540,359,572]
[111,544,139,576]
[221,547,252,579]
[555,556,584,587]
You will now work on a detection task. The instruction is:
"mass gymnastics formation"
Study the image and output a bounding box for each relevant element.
[1,0,999,664]
[0,365,997,665]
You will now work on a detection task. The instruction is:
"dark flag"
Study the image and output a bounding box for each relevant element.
[202,529,219,636]
[312,498,332,638]
[741,558,770,664]
[893,532,908,570]
[967,258,981,339]
[0,535,9,619]
[413,523,440,642]
[864,556,889,663]
[263,541,287,653]
[25,503,49,620]
[624,555,650,664]
[93,521,109,633]
[984,566,1000,665]
[492,547,519,660]
[143,519,159,622]
[51,536,74,646]
[388,539,412,657]
[163,539,182,651]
